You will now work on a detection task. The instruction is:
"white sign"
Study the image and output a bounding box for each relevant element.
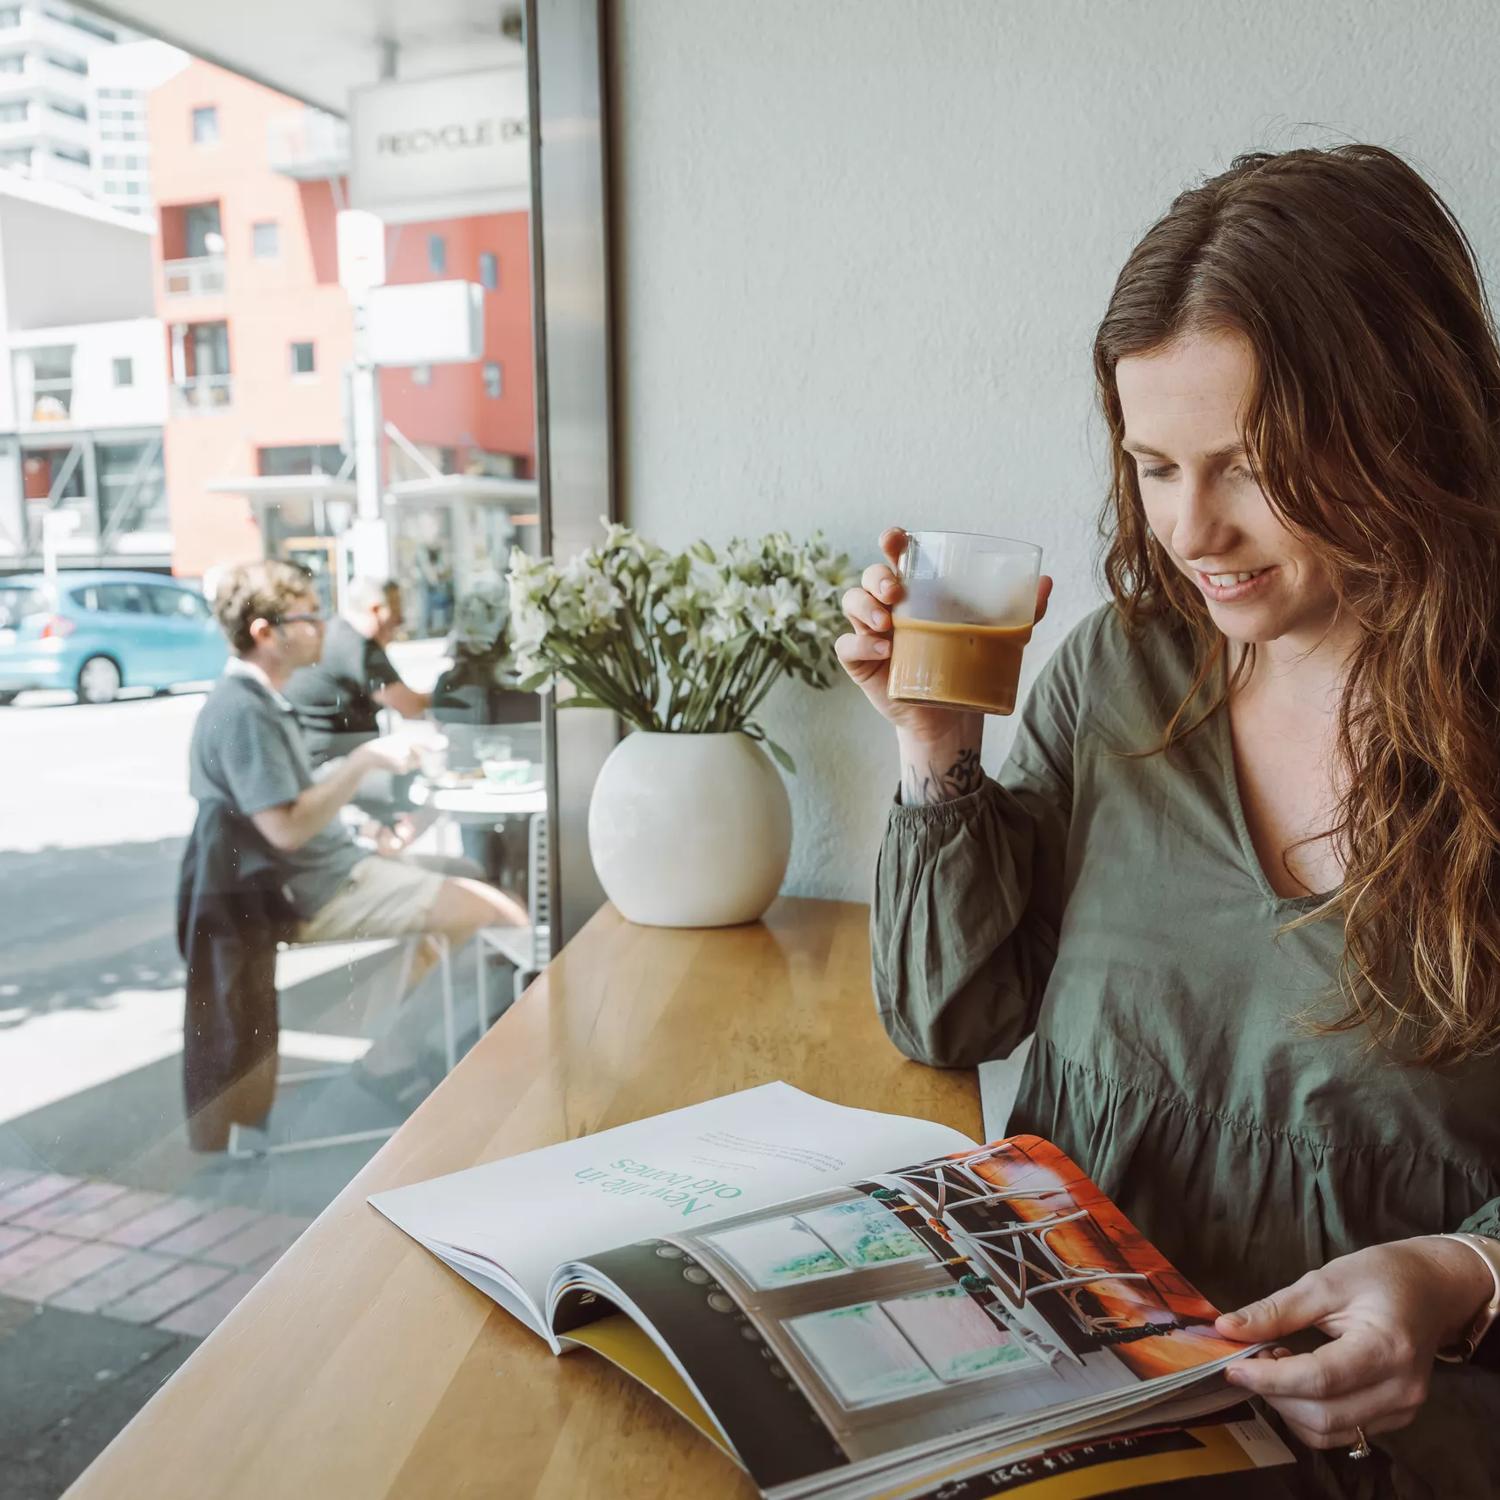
[349,68,529,224]
[336,209,386,293]
[367,281,485,367]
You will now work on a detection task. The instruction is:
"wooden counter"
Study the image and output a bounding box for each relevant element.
[64,898,980,1499]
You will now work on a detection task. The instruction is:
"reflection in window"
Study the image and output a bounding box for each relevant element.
[428,233,447,274]
[480,251,498,290]
[191,104,218,144]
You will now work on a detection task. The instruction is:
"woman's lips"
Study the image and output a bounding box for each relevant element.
[1196,566,1274,604]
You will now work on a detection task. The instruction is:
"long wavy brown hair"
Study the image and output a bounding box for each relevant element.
[1093,143,1500,1066]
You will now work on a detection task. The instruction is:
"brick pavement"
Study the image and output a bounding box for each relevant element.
[0,1170,308,1339]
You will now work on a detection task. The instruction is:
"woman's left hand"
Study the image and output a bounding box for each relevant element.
[1216,1237,1493,1450]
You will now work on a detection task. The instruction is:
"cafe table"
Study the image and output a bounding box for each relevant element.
[63,897,980,1500]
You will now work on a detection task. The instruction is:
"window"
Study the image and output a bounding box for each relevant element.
[479,251,498,291]
[52,144,89,166]
[289,341,315,376]
[0,100,25,122]
[191,105,218,145]
[251,220,279,259]
[98,439,169,532]
[46,6,117,41]
[94,583,150,615]
[146,585,207,619]
[0,7,20,26]
[427,233,446,274]
[44,51,88,75]
[0,146,31,167]
[112,356,133,387]
[411,363,431,387]
[48,98,86,121]
[0,54,24,73]
[483,362,503,399]
[257,443,346,476]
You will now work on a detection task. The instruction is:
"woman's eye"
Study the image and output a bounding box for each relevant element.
[1140,465,1174,481]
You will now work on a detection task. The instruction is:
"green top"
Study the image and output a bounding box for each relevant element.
[872,603,1499,1495]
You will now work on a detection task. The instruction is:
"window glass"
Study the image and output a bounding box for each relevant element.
[252,220,279,258]
[483,361,503,398]
[0,7,20,25]
[146,585,205,618]
[0,53,23,72]
[94,582,150,614]
[44,51,88,75]
[480,251,498,290]
[428,233,447,274]
[0,584,46,625]
[112,356,133,386]
[0,99,26,123]
[191,104,218,144]
[290,341,315,375]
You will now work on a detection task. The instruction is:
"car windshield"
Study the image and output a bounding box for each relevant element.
[0,585,47,627]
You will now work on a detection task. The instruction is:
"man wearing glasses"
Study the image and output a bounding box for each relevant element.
[187,561,522,1094]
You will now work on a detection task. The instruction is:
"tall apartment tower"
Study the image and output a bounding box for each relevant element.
[0,0,137,197]
[87,38,184,217]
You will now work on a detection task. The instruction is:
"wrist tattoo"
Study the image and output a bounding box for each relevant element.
[902,746,984,804]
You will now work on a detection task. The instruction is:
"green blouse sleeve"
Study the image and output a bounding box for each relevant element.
[1459,1198,1500,1238]
[871,610,1095,1068]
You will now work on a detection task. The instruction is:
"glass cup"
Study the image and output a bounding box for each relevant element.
[886,530,1042,716]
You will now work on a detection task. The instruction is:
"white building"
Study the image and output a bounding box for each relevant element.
[0,0,139,198]
[87,37,184,217]
[0,172,167,571]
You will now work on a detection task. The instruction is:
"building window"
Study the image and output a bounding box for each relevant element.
[427,234,446,274]
[52,144,89,166]
[44,51,88,76]
[0,54,23,73]
[0,8,20,27]
[251,220,279,258]
[411,363,431,387]
[290,341,315,376]
[0,146,32,168]
[0,100,25,123]
[483,362,503,399]
[257,444,346,476]
[191,105,218,145]
[112,356,133,387]
[48,98,86,121]
[45,5,117,42]
[479,251,498,291]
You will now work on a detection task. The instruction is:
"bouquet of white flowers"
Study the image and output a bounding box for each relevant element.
[506,522,854,771]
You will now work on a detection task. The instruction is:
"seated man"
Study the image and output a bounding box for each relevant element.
[285,574,430,766]
[189,560,524,1088]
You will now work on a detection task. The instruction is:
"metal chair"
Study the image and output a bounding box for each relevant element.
[228,928,463,1158]
[476,811,550,1024]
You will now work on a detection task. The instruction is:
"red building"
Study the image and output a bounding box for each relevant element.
[148,58,536,610]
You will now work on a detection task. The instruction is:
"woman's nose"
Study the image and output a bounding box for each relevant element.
[1170,477,1236,564]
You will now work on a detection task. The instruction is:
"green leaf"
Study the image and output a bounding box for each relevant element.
[759,733,797,776]
[558,694,615,711]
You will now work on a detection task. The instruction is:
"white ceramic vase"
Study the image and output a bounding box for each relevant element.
[587,730,792,928]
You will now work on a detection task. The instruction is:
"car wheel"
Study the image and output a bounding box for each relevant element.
[77,655,122,705]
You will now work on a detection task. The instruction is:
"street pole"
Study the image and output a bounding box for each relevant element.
[348,291,391,580]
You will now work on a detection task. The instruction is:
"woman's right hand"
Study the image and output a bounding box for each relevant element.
[836,527,1053,743]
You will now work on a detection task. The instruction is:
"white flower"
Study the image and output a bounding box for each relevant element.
[713,576,753,620]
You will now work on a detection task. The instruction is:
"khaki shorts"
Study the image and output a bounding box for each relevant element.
[296,856,447,944]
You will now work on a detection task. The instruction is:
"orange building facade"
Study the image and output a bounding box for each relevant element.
[148,59,536,592]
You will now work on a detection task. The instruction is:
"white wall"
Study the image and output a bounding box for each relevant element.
[9,317,166,430]
[609,0,1500,900]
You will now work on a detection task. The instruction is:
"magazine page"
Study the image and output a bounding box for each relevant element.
[548,1134,1268,1499]
[368,1082,976,1338]
[563,1313,1289,1500]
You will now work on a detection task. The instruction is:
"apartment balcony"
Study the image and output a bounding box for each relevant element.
[170,373,231,413]
[162,255,226,298]
[267,107,349,180]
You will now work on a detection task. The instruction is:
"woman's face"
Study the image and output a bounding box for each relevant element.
[1115,330,1341,651]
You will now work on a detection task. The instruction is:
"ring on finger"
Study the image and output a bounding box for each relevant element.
[1347,1424,1371,1461]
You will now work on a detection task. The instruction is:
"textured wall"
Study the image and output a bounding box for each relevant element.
[608,0,1500,899]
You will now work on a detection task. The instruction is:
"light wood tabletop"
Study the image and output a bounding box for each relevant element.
[64,897,981,1500]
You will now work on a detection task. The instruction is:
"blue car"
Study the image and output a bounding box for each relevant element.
[0,569,228,705]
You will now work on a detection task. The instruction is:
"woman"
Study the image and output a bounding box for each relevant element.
[839,145,1500,1497]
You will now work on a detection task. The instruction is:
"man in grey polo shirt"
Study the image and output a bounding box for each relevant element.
[190,560,524,1085]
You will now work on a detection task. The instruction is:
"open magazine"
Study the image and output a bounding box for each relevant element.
[370,1083,1292,1499]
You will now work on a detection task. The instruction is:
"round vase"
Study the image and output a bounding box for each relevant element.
[587,730,792,927]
